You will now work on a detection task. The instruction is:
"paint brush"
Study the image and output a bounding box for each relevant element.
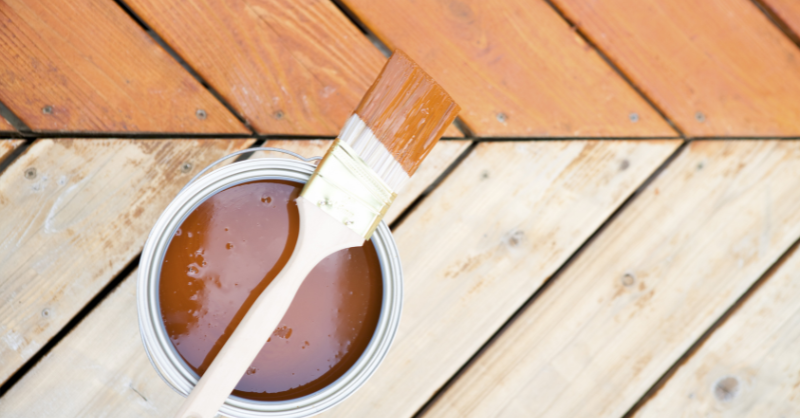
[175,50,460,418]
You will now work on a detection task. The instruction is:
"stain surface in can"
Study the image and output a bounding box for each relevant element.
[159,180,383,401]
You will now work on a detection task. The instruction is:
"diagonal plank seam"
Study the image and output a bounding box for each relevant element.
[112,0,257,134]
[0,140,33,177]
[390,141,478,231]
[413,139,689,418]
[0,254,140,400]
[0,101,31,134]
[750,0,800,46]
[622,228,800,417]
[540,0,684,139]
[327,0,472,138]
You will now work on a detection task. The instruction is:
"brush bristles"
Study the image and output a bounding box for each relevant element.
[339,114,410,192]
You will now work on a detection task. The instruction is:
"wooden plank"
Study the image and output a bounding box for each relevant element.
[0,139,482,417]
[123,0,459,137]
[0,140,22,161]
[634,246,800,417]
[251,139,472,223]
[551,0,800,137]
[423,141,800,418]
[0,269,185,418]
[0,116,15,132]
[758,0,800,43]
[0,0,247,133]
[0,138,253,386]
[318,140,680,416]
[339,0,676,138]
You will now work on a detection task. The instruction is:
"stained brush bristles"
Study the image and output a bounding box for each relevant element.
[339,50,460,193]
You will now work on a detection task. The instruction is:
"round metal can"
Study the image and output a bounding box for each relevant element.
[137,148,403,417]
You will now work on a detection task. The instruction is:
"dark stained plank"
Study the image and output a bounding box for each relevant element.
[0,0,248,133]
[552,0,800,137]
[124,0,461,137]
[0,138,253,386]
[423,141,800,418]
[339,0,676,137]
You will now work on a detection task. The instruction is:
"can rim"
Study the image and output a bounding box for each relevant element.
[137,156,402,417]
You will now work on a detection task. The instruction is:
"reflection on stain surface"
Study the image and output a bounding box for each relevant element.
[160,180,383,401]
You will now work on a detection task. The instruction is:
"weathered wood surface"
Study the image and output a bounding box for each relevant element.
[0,139,253,386]
[340,0,675,138]
[0,138,481,417]
[424,141,800,418]
[0,140,22,161]
[552,0,800,137]
[0,269,182,418]
[634,245,800,417]
[318,140,680,417]
[123,0,459,137]
[252,139,472,224]
[0,0,247,134]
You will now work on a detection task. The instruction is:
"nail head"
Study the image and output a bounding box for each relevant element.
[42,105,53,115]
[24,167,37,180]
[196,109,207,120]
[496,112,508,123]
[181,162,193,173]
[714,376,740,402]
[629,112,639,123]
[621,273,635,287]
[695,112,706,123]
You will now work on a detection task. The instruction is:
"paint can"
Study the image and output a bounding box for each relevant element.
[137,148,402,417]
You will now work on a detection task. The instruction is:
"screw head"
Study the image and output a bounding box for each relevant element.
[496,112,508,123]
[24,167,37,180]
[181,162,193,173]
[620,159,630,170]
[41,308,51,318]
[621,273,635,287]
[274,110,284,120]
[42,105,53,115]
[196,109,207,120]
[714,376,740,402]
[629,112,639,123]
[695,112,706,123]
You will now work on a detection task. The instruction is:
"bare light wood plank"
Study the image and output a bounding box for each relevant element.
[251,139,471,223]
[552,0,800,137]
[0,139,480,417]
[0,0,247,133]
[123,0,459,137]
[316,140,679,417]
[424,141,800,418]
[0,138,253,386]
[339,0,676,137]
[0,140,22,160]
[0,269,183,418]
[634,246,800,417]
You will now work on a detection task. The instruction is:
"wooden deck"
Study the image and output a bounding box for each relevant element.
[1,0,799,417]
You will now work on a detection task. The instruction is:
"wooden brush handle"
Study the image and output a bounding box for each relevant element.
[174,196,365,418]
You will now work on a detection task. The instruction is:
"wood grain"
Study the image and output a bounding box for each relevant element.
[123,0,459,137]
[0,116,15,132]
[316,140,679,417]
[0,138,253,386]
[0,0,247,134]
[0,140,22,161]
[552,0,800,137]
[251,139,472,223]
[339,0,676,137]
[0,139,478,417]
[758,0,800,43]
[634,245,800,417]
[424,141,800,418]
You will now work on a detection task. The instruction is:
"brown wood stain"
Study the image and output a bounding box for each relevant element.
[159,180,383,401]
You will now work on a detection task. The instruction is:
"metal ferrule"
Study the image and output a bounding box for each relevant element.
[301,139,397,239]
